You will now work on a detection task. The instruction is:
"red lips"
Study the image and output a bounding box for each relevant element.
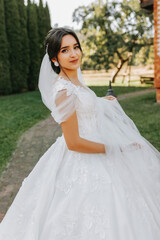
[70,59,78,63]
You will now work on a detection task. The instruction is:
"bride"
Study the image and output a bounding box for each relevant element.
[0,27,160,240]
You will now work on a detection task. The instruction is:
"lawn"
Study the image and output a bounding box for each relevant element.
[0,91,50,176]
[119,92,160,151]
[0,84,157,176]
[89,85,150,97]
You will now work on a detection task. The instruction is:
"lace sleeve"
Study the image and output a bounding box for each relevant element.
[51,81,77,124]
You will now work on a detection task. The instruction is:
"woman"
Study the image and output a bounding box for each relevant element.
[0,27,160,240]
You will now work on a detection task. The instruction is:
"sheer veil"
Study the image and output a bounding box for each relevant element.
[38,53,84,112]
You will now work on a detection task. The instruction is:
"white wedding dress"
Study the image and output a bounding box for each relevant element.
[0,76,160,240]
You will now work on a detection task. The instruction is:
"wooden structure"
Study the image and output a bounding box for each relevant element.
[140,0,153,12]
[141,0,160,103]
[140,75,154,84]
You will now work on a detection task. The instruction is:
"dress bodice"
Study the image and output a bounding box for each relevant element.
[53,77,99,140]
[52,76,143,148]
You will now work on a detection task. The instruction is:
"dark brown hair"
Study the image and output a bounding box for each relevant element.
[45,27,82,74]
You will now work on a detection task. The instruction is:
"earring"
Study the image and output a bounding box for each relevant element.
[54,61,59,67]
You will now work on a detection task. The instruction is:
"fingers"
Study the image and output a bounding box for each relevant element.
[133,142,141,149]
[103,96,117,100]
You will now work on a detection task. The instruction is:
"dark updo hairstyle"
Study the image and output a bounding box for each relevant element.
[45,27,82,74]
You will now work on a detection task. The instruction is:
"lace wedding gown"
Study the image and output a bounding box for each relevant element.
[0,76,160,240]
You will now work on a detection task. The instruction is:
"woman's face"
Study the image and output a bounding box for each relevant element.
[53,34,82,71]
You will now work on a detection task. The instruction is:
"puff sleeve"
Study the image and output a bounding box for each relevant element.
[51,81,78,124]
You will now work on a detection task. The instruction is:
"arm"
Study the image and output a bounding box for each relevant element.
[61,111,106,154]
[55,88,106,154]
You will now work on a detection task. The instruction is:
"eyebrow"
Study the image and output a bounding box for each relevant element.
[60,43,79,50]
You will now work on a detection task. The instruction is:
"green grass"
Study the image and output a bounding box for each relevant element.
[88,85,150,97]
[0,91,50,176]
[0,85,158,176]
[119,92,160,151]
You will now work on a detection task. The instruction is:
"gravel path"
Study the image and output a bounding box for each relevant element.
[0,87,156,222]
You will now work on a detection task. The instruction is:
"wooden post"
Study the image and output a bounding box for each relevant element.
[154,0,160,103]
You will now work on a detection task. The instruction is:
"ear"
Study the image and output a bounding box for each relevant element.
[51,57,57,63]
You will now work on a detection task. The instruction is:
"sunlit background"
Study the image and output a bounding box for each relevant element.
[25,0,95,29]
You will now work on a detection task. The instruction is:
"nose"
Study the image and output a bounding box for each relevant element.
[70,48,76,57]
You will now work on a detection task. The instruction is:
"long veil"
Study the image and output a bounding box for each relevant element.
[38,53,84,112]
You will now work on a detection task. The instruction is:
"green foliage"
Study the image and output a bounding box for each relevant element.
[0,0,11,94]
[133,45,154,65]
[17,0,30,91]
[27,0,40,91]
[73,0,153,80]
[37,0,47,60]
[37,0,51,61]
[4,0,23,93]
[0,0,52,95]
[45,2,51,33]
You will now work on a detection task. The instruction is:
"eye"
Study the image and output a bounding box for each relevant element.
[74,45,80,49]
[61,49,68,53]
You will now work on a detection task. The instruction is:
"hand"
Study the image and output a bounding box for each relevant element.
[132,142,141,149]
[102,96,117,101]
[120,142,141,152]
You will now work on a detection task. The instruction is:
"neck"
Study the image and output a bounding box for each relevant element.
[59,68,78,81]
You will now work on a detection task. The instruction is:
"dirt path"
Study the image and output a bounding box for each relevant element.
[0,87,156,222]
[0,116,61,222]
[117,88,155,100]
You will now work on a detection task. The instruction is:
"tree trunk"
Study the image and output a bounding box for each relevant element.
[121,59,129,84]
[112,58,129,83]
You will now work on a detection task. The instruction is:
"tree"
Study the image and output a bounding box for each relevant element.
[0,0,11,94]
[45,2,51,33]
[4,0,23,92]
[37,1,51,60]
[132,44,154,66]
[27,0,40,91]
[37,0,48,60]
[73,1,153,82]
[17,0,30,91]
